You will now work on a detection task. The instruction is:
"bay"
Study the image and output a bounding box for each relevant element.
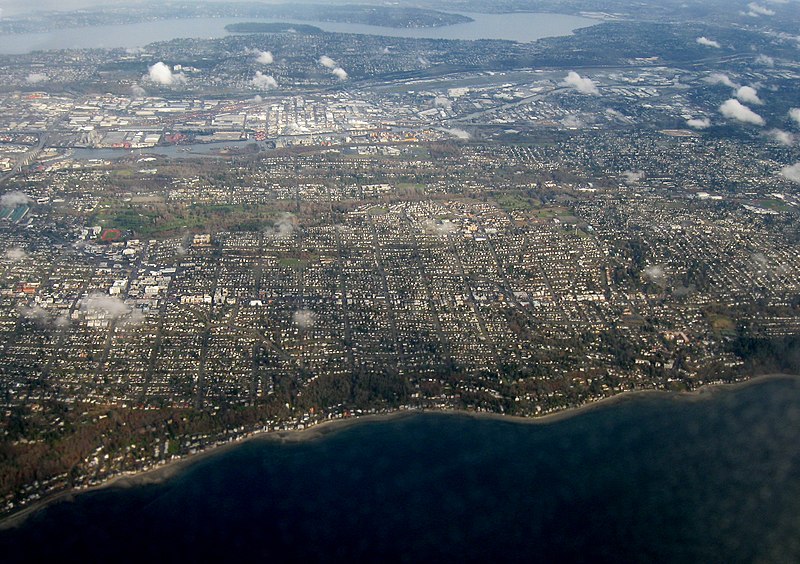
[0,12,599,55]
[2,377,799,562]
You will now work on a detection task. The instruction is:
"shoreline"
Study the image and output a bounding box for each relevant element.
[2,372,797,530]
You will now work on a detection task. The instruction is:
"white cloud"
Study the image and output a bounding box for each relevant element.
[26,73,48,84]
[445,128,470,140]
[735,85,763,105]
[292,309,316,329]
[687,117,712,129]
[5,247,27,261]
[755,54,775,67]
[643,265,667,285]
[766,129,794,145]
[704,73,737,88]
[80,293,132,317]
[434,96,452,110]
[747,2,776,16]
[251,71,278,89]
[789,108,800,126]
[319,56,347,80]
[264,213,296,240]
[145,62,186,86]
[319,55,337,69]
[0,191,32,207]
[719,99,765,126]
[561,71,599,95]
[696,37,721,48]
[423,219,458,237]
[78,293,144,326]
[623,171,645,184]
[255,50,274,65]
[560,114,584,128]
[780,163,800,183]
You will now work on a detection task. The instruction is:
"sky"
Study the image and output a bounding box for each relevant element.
[0,0,378,17]
[0,0,308,17]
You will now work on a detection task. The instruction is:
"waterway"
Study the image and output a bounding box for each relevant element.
[2,376,799,561]
[0,12,599,55]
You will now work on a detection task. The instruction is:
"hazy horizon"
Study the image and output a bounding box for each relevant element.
[0,0,362,18]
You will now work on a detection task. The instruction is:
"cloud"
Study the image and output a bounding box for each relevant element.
[719,99,765,126]
[5,247,27,261]
[130,84,147,98]
[255,50,274,65]
[696,37,721,48]
[0,191,32,207]
[423,219,458,237]
[319,56,347,80]
[319,55,337,69]
[251,71,278,89]
[17,304,52,326]
[434,96,452,110]
[765,129,794,145]
[26,73,48,84]
[704,73,737,88]
[643,265,667,286]
[560,114,584,128]
[780,163,800,183]
[747,2,776,16]
[561,71,599,95]
[264,213,296,240]
[755,54,775,67]
[623,171,645,184]
[292,309,316,329]
[687,117,712,129]
[789,108,800,126]
[735,85,763,105]
[79,293,143,324]
[445,128,470,140]
[145,62,186,86]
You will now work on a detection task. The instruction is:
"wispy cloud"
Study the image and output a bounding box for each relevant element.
[26,73,48,84]
[755,54,775,67]
[319,55,337,69]
[696,37,721,48]
[780,163,800,183]
[747,2,776,16]
[292,309,316,329]
[765,129,794,145]
[687,117,712,129]
[5,247,27,261]
[704,73,737,88]
[0,191,32,207]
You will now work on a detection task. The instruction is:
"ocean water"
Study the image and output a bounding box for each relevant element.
[2,378,800,562]
[0,12,598,55]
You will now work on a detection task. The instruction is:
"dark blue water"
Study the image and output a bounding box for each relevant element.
[2,378,800,562]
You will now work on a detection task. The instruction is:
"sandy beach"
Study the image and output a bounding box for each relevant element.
[2,372,797,530]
